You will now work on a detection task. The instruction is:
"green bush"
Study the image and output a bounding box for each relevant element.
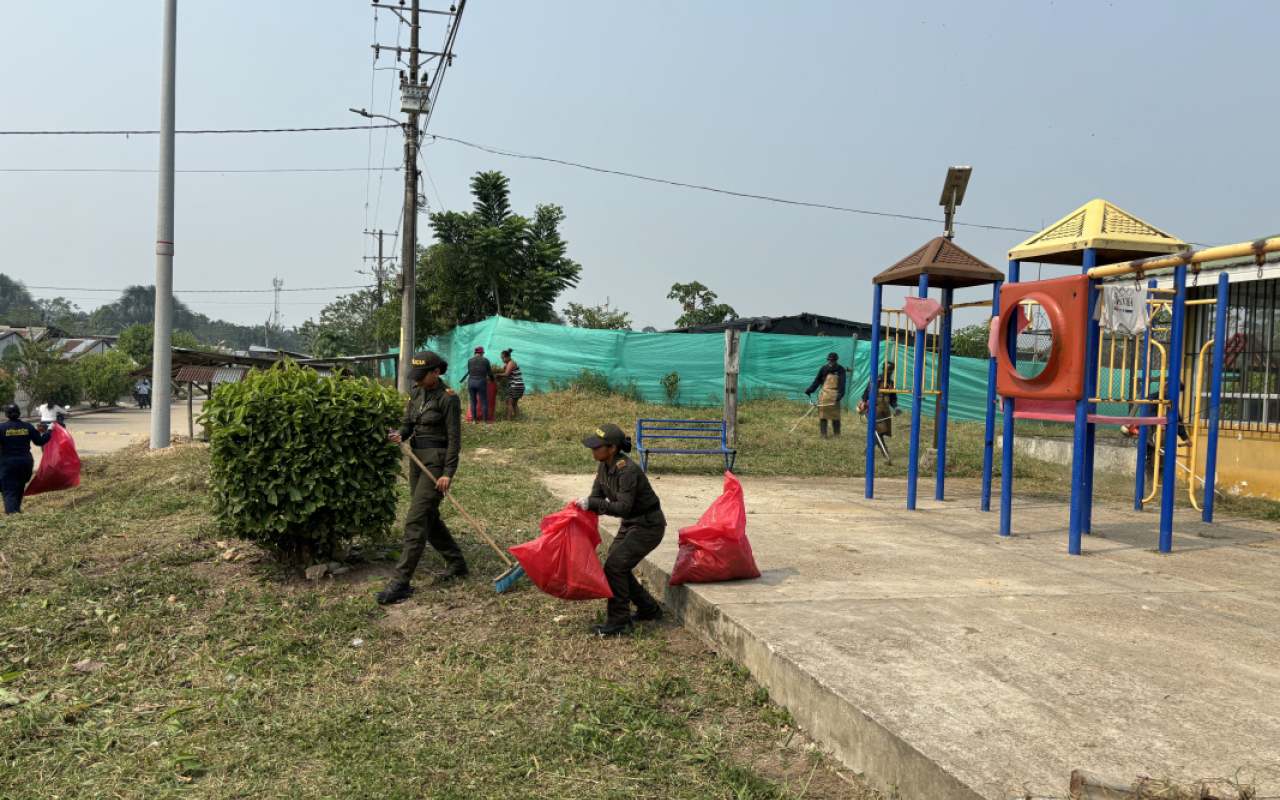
[81,350,135,407]
[200,361,404,564]
[546,368,642,403]
[0,369,15,406]
[660,370,681,405]
[950,323,990,360]
[12,338,82,412]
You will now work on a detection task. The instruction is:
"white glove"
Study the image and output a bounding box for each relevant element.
[574,497,590,510]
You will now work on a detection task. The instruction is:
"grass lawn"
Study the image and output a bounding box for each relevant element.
[0,427,876,799]
[465,387,1280,522]
[4,387,1274,799]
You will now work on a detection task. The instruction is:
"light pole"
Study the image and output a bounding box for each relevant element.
[150,0,177,449]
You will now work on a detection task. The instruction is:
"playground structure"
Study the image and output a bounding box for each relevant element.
[864,237,1004,508]
[865,198,1280,554]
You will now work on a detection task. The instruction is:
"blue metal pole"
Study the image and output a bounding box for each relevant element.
[865,284,884,499]
[1000,261,1020,537]
[981,280,1002,512]
[1069,251,1100,554]
[1134,279,1156,510]
[1159,264,1188,553]
[907,274,929,510]
[1203,272,1229,522]
[1083,261,1100,535]
[936,286,954,501]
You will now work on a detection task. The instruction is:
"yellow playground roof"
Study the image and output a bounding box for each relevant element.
[1008,199,1188,266]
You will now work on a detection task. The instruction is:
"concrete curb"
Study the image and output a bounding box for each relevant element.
[636,557,986,800]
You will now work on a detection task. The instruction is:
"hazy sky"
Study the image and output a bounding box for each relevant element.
[3,1,1277,334]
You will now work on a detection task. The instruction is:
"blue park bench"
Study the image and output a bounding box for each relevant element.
[635,419,737,473]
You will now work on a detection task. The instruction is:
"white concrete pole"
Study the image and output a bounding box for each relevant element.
[150,0,177,449]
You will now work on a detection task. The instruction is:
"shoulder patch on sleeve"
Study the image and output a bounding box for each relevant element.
[616,459,627,469]
[446,389,456,395]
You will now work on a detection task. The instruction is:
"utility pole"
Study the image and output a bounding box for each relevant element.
[363,229,398,356]
[363,229,398,308]
[397,0,421,393]
[149,0,177,450]
[361,0,466,393]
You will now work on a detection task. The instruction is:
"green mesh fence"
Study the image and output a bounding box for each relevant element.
[387,316,1003,423]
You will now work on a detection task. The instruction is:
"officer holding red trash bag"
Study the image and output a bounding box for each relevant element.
[0,404,51,514]
[574,423,665,638]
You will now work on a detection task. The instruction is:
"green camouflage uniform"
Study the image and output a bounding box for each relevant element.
[392,383,465,585]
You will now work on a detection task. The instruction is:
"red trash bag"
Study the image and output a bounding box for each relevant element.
[464,382,498,421]
[509,504,613,600]
[25,425,82,497]
[669,472,761,586]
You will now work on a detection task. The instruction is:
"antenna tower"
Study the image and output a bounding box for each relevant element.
[271,277,284,329]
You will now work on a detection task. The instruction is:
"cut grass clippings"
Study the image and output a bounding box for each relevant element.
[466,390,1280,523]
[0,434,876,799]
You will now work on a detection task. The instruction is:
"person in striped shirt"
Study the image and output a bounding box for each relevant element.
[496,348,525,421]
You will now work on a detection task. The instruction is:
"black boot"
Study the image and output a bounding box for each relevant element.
[590,621,633,638]
[819,419,829,439]
[375,582,414,605]
[433,561,469,582]
[832,420,842,437]
[632,605,663,623]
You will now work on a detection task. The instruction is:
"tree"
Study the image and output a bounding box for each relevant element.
[81,350,135,407]
[0,275,39,326]
[12,338,82,413]
[0,368,16,406]
[562,302,631,330]
[35,297,80,331]
[414,171,582,333]
[950,323,991,360]
[118,322,203,367]
[668,282,738,328]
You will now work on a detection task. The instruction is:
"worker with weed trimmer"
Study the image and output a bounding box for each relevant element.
[378,350,468,605]
[805,352,847,439]
[573,424,666,638]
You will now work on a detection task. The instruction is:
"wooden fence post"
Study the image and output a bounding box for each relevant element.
[725,330,740,446]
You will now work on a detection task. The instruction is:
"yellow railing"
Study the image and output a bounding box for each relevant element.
[1186,339,1216,511]
[878,309,940,397]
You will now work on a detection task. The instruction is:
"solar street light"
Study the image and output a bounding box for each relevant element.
[939,166,972,241]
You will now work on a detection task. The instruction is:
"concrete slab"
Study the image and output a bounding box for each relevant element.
[34,400,204,467]
[541,473,1280,800]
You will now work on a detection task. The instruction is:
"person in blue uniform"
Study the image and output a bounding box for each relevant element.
[0,404,51,514]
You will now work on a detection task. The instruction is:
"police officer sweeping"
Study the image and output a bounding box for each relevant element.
[0,404,51,515]
[574,424,665,637]
[378,350,467,605]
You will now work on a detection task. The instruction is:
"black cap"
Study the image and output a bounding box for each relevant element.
[4,404,20,419]
[827,352,839,361]
[407,350,448,382]
[582,423,626,449]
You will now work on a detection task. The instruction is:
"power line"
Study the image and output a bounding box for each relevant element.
[21,285,368,293]
[1,167,397,173]
[426,133,1040,235]
[0,125,398,135]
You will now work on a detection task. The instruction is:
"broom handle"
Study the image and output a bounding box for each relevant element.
[399,441,513,567]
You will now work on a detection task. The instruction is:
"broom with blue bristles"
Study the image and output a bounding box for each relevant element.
[399,442,526,593]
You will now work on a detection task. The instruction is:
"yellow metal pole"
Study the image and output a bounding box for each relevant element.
[1088,237,1280,280]
[1187,340,1214,512]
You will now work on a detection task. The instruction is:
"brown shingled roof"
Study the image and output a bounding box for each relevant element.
[873,237,1005,289]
